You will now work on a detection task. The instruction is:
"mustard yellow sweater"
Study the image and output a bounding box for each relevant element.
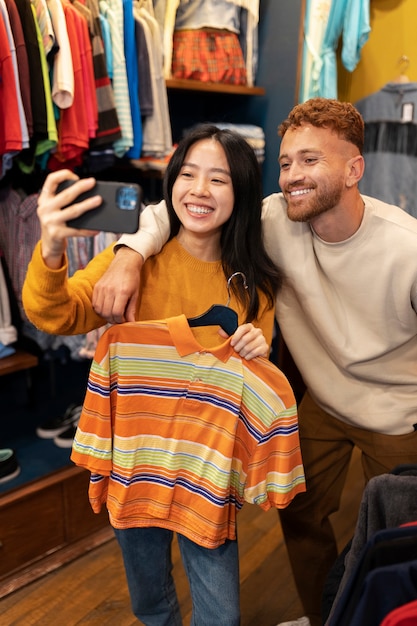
[22,238,275,348]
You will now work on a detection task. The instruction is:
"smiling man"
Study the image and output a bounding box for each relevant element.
[90,98,417,626]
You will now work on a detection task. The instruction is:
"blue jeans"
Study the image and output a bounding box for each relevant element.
[114,527,240,625]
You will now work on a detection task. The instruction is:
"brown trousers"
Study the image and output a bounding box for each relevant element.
[278,390,417,626]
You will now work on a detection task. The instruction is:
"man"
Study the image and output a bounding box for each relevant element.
[92,98,417,626]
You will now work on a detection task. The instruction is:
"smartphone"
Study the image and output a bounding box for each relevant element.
[57,179,141,234]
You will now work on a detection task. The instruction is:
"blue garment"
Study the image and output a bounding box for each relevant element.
[348,560,417,626]
[314,0,370,99]
[114,526,240,625]
[123,0,142,158]
[328,525,417,626]
[0,342,15,358]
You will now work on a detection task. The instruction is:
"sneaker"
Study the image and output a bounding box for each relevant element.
[53,424,78,448]
[0,449,21,484]
[276,619,311,626]
[36,404,82,439]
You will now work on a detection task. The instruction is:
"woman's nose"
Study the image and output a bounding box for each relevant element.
[191,177,209,195]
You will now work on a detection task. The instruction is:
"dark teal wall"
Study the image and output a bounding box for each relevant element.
[166,1,303,198]
[246,0,303,196]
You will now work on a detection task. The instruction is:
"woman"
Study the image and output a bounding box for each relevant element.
[23,125,305,625]
[23,126,280,353]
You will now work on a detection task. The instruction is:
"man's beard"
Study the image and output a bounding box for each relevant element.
[285,180,344,222]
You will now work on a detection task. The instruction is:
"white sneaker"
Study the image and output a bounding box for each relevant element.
[276,618,311,626]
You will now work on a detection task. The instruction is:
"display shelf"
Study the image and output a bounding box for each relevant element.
[166,78,265,96]
[0,465,111,598]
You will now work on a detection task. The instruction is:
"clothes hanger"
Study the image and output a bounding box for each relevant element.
[391,55,411,84]
[187,272,248,335]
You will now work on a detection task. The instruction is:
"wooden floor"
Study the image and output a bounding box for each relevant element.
[0,449,364,626]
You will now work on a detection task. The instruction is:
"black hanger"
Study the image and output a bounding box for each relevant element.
[187,272,248,335]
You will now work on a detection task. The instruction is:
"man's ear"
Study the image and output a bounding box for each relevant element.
[346,155,365,187]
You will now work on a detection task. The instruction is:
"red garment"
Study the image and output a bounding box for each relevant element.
[172,30,247,85]
[380,600,417,626]
[0,15,22,155]
[71,5,98,139]
[49,1,89,169]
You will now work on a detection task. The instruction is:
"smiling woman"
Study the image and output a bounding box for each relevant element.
[21,123,301,625]
[168,137,235,260]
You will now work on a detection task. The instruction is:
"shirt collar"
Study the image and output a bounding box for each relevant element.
[166,315,235,363]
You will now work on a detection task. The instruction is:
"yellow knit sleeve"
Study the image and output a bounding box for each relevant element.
[22,241,116,336]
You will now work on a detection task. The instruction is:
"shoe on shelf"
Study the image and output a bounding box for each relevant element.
[276,618,311,626]
[36,403,82,439]
[0,449,21,484]
[53,424,78,449]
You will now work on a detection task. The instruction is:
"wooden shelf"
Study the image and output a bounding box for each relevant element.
[0,350,38,377]
[0,465,111,598]
[166,78,265,96]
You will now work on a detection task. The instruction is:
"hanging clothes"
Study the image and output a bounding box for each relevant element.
[134,15,153,117]
[0,9,23,179]
[0,0,29,159]
[326,470,417,626]
[299,0,370,100]
[48,1,90,170]
[1,0,171,172]
[134,2,172,157]
[4,0,33,138]
[298,0,331,103]
[47,0,74,110]
[123,0,143,159]
[355,82,417,219]
[99,0,134,157]
[154,0,259,86]
[13,0,49,157]
[74,0,121,148]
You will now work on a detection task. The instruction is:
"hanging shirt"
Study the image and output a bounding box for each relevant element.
[356,82,417,219]
[310,0,370,99]
[0,10,23,177]
[99,0,134,157]
[154,0,259,86]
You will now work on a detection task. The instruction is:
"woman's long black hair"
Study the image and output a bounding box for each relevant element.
[163,124,283,323]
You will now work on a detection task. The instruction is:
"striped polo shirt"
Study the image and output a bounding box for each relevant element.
[71,315,305,549]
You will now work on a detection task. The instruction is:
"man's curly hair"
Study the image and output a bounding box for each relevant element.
[278,97,364,154]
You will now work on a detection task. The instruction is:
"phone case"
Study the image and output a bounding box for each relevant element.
[57,180,141,234]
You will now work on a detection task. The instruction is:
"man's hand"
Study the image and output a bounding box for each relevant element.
[228,323,269,360]
[92,247,143,324]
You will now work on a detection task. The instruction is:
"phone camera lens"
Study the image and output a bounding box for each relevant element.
[116,186,138,210]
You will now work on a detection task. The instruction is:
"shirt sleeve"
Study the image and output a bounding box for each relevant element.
[242,360,306,510]
[116,199,170,259]
[71,334,113,512]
